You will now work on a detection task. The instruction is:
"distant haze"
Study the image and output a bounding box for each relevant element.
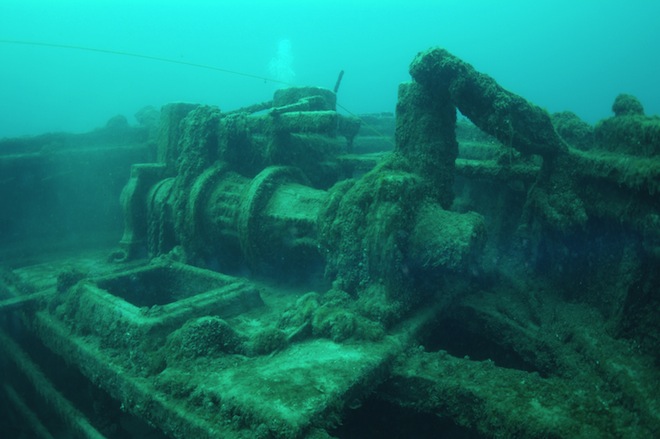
[1,0,658,137]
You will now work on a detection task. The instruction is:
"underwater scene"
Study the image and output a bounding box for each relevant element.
[0,1,658,438]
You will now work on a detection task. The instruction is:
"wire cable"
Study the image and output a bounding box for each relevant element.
[0,39,292,86]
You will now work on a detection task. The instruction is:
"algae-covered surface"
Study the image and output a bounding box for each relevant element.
[1,42,658,439]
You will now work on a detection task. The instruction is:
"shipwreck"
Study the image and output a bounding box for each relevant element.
[0,48,658,438]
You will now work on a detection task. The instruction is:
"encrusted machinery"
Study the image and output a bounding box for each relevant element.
[115,85,486,309]
[1,49,658,439]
